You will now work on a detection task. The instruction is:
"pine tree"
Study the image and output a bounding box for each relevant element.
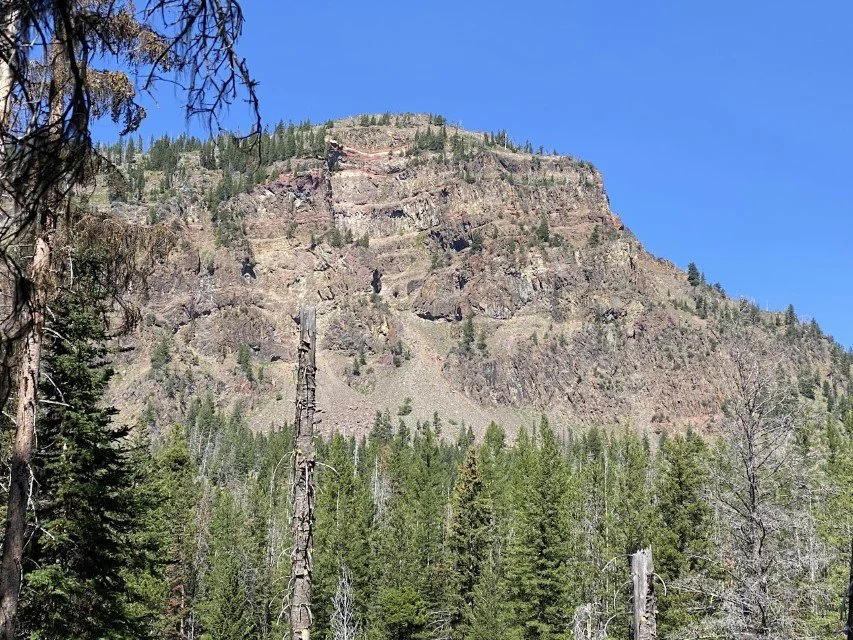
[467,556,521,640]
[446,448,492,635]
[151,425,202,639]
[18,285,160,639]
[687,262,702,287]
[614,430,658,554]
[505,417,570,640]
[196,489,255,640]
[654,432,714,635]
[408,422,449,606]
[568,428,622,633]
[314,434,373,640]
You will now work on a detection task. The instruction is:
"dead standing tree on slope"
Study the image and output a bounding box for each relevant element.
[290,307,317,640]
[709,332,801,639]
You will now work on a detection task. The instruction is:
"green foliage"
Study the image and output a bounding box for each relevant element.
[476,330,487,353]
[534,217,550,244]
[687,261,702,287]
[797,367,820,399]
[151,333,172,370]
[20,283,162,639]
[237,343,254,381]
[446,448,493,633]
[587,225,601,247]
[19,254,853,640]
[459,314,475,356]
[785,303,798,326]
[483,129,520,152]
[410,126,447,154]
[505,417,570,640]
[148,424,201,639]
[370,409,394,446]
[467,557,521,640]
[390,340,410,367]
[654,432,714,634]
[378,586,427,640]
[313,434,373,639]
[196,489,256,640]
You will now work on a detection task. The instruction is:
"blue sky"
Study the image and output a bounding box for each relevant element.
[120,0,853,347]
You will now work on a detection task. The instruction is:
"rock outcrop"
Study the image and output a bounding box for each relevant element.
[104,114,848,439]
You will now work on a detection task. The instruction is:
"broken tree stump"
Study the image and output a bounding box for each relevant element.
[631,547,657,640]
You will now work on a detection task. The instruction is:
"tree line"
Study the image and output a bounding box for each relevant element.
[12,284,853,640]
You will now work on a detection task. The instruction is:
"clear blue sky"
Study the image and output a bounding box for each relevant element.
[124,0,853,348]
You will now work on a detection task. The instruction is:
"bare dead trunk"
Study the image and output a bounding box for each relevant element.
[0,19,64,632]
[0,5,23,410]
[290,307,316,640]
[0,5,19,130]
[0,232,50,639]
[631,547,657,640]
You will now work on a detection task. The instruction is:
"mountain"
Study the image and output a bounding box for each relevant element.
[101,113,851,438]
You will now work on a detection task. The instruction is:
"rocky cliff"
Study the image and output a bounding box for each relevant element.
[103,114,849,438]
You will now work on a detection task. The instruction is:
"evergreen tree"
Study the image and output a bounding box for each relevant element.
[19,285,160,639]
[467,556,521,640]
[687,262,702,287]
[446,448,492,635]
[785,303,797,326]
[151,425,203,639]
[613,430,658,554]
[505,417,570,640]
[408,422,450,606]
[460,314,475,356]
[654,432,714,635]
[314,434,373,640]
[568,428,622,633]
[196,489,255,640]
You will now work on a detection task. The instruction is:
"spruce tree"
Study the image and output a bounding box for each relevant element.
[446,448,492,635]
[505,417,570,640]
[196,489,255,640]
[654,432,714,635]
[614,430,658,554]
[408,422,449,606]
[314,434,373,640]
[467,556,521,640]
[151,425,203,639]
[687,262,702,287]
[18,285,160,639]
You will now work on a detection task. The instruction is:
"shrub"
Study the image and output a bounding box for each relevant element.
[150,334,171,370]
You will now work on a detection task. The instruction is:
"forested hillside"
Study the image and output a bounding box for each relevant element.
[15,296,853,638]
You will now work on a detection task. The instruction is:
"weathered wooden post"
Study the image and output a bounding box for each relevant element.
[631,547,657,640]
[290,307,317,640]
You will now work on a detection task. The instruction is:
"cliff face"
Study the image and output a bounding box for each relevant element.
[105,114,846,438]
